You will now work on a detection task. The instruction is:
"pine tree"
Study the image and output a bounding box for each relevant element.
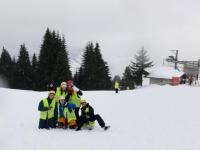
[52,36,72,86]
[38,28,54,90]
[122,66,135,89]
[130,47,153,86]
[73,69,79,86]
[75,67,84,89]
[77,42,111,90]
[38,28,72,90]
[10,56,17,88]
[80,42,95,90]
[94,43,111,89]
[31,53,39,90]
[15,44,32,89]
[0,47,12,87]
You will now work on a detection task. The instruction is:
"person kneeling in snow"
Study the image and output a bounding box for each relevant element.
[57,96,77,129]
[38,91,58,129]
[76,100,110,131]
[57,96,68,129]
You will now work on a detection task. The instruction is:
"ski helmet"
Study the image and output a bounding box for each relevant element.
[80,100,87,104]
[67,80,74,87]
[61,82,67,88]
[48,90,55,96]
[59,96,65,100]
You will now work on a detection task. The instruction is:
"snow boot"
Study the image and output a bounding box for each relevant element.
[75,128,81,131]
[104,125,110,131]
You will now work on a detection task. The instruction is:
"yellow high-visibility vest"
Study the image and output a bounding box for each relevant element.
[40,98,56,120]
[115,82,120,89]
[66,109,76,123]
[83,107,95,128]
[68,91,81,108]
[55,87,68,102]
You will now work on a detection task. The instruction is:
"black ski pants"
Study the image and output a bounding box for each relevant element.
[77,114,105,129]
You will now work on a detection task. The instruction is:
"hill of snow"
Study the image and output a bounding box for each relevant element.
[1,85,200,150]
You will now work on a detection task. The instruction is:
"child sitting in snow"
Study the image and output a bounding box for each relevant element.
[57,96,77,129]
[57,96,68,129]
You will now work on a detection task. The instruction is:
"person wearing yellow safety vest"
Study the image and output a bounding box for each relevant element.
[54,82,68,102]
[114,81,120,93]
[57,96,77,129]
[38,91,58,129]
[126,86,130,90]
[65,80,83,122]
[57,96,68,129]
[76,100,110,131]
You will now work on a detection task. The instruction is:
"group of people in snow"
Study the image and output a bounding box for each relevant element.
[114,81,130,93]
[38,80,110,131]
[180,74,197,85]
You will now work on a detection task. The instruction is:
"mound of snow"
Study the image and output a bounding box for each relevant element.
[1,85,200,150]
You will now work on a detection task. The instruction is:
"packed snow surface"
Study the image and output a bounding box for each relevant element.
[1,85,200,150]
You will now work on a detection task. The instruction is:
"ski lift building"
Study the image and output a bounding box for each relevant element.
[148,67,184,85]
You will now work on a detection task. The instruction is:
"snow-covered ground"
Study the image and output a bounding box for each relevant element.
[1,85,200,150]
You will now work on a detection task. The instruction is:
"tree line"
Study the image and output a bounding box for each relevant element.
[0,28,153,91]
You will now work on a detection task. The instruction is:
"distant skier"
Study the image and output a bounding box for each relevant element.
[114,81,120,93]
[188,75,193,85]
[126,86,130,90]
[76,100,110,131]
[38,91,58,129]
[180,74,187,84]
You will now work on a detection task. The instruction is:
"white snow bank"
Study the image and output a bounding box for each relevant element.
[1,85,200,150]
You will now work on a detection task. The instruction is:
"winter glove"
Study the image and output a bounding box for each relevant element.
[50,107,52,110]
[86,112,90,118]
[46,106,52,111]
[85,117,89,123]
[43,107,49,111]
[77,90,83,96]
[65,94,70,102]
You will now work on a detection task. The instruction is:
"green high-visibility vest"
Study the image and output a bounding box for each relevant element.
[55,87,68,102]
[40,98,56,120]
[68,91,81,108]
[66,109,76,122]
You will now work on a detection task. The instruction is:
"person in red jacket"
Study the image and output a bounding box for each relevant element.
[188,75,193,85]
[65,80,83,121]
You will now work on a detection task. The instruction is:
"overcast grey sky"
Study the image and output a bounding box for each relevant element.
[1,0,200,76]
